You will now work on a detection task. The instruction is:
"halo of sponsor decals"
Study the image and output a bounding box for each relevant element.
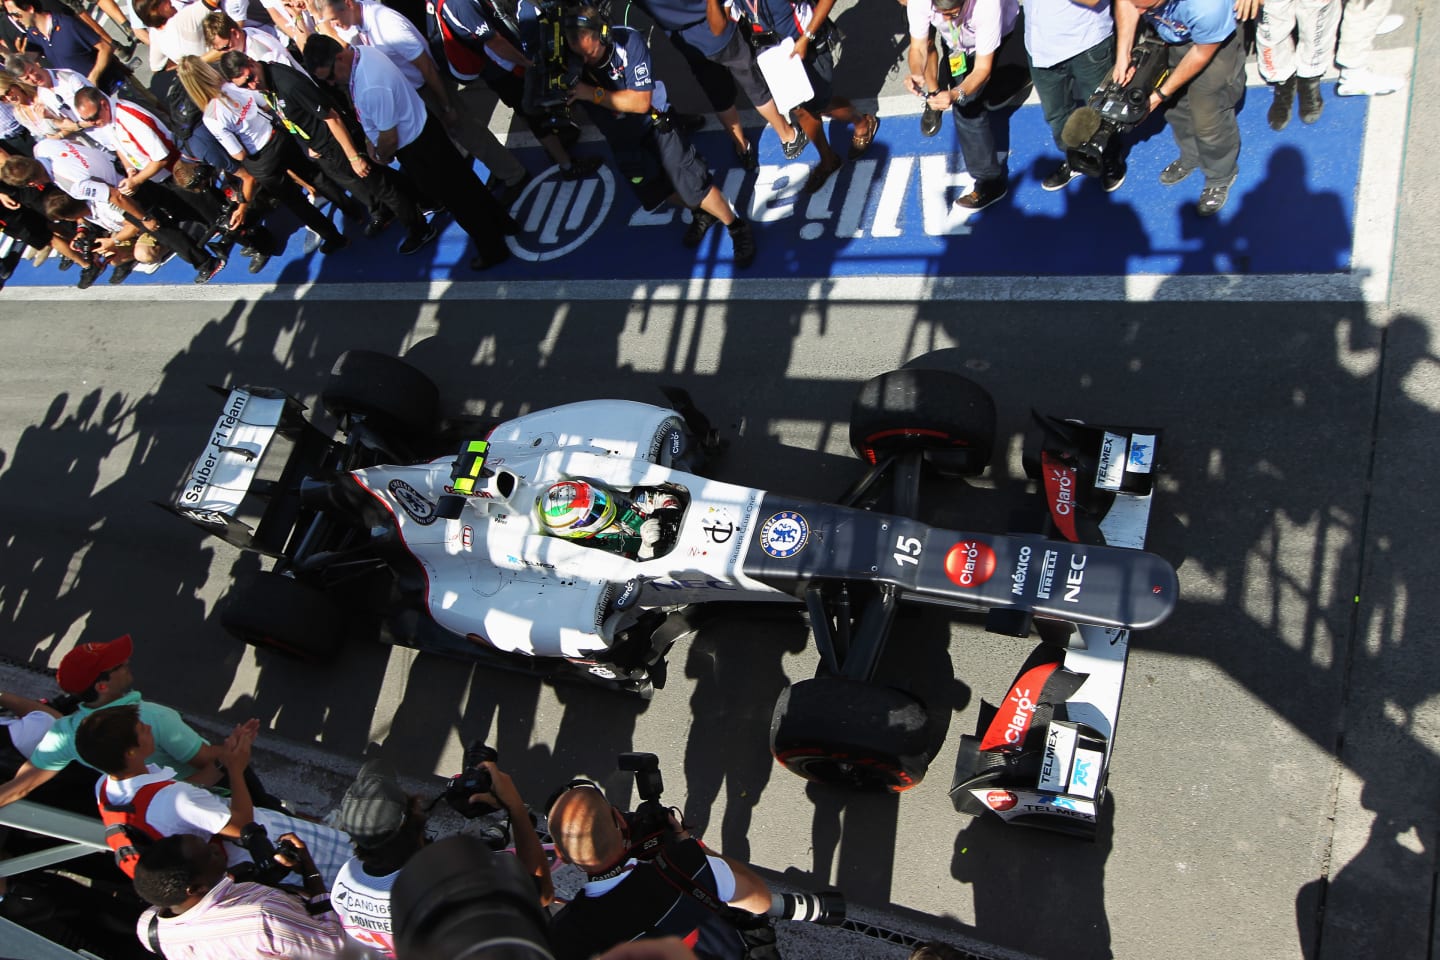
[760,511,809,559]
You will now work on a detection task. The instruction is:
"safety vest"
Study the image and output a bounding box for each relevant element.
[96,778,172,878]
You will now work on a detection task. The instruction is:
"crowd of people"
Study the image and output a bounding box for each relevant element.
[0,634,855,959]
[0,0,1409,289]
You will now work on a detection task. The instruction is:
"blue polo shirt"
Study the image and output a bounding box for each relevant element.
[23,7,105,76]
[28,690,208,778]
[1142,0,1235,45]
[578,25,672,141]
[632,0,736,57]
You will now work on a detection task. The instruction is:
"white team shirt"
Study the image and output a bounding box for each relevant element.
[34,137,122,203]
[331,857,399,958]
[148,1,211,72]
[98,96,179,182]
[33,68,89,123]
[332,0,428,89]
[203,83,277,156]
[348,45,426,151]
[244,25,302,69]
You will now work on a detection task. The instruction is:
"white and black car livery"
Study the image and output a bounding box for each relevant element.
[166,352,1176,837]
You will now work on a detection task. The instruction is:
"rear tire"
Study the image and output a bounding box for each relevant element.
[770,677,931,792]
[221,572,344,663]
[322,350,439,439]
[849,369,996,477]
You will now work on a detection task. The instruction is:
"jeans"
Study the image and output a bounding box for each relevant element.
[1027,34,1116,151]
[941,22,1028,185]
[1164,30,1245,186]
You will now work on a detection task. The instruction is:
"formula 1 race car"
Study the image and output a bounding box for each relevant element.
[165,351,1176,833]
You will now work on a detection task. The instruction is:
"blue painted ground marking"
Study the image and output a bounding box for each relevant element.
[6,85,1366,288]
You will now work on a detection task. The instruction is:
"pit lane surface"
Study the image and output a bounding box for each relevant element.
[1,10,1438,960]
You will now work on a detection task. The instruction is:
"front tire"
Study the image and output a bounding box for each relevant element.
[849,369,996,477]
[770,677,931,792]
[221,572,344,663]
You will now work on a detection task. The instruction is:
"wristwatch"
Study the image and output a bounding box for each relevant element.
[593,87,604,104]
[803,28,817,40]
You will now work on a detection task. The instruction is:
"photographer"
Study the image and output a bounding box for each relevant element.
[547,756,839,960]
[331,755,553,958]
[133,833,345,959]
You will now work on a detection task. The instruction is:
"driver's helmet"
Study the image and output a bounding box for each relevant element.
[537,480,617,539]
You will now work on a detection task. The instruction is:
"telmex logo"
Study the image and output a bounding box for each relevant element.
[505,156,988,263]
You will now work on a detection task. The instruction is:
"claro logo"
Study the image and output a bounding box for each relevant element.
[945,539,996,588]
[506,165,617,263]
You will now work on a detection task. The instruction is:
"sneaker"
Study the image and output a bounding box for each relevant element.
[1102,161,1127,193]
[1196,180,1234,217]
[108,259,138,284]
[319,234,349,255]
[1297,76,1323,124]
[247,252,271,274]
[302,228,323,255]
[1337,67,1400,96]
[59,257,75,272]
[363,211,394,238]
[1041,160,1081,191]
[1159,159,1195,186]
[920,105,942,138]
[727,217,756,269]
[781,128,809,161]
[193,256,226,283]
[77,261,105,289]
[682,209,719,249]
[1376,13,1404,34]
[736,139,758,172]
[560,156,602,181]
[397,222,438,256]
[956,178,1007,210]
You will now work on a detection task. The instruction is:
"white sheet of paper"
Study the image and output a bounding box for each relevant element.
[755,37,815,117]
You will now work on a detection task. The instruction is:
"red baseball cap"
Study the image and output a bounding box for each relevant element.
[56,634,134,694]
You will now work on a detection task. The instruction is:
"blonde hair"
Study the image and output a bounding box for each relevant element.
[0,72,38,104]
[176,56,231,112]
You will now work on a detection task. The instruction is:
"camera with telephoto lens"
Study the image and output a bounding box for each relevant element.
[1062,24,1170,179]
[229,822,303,886]
[442,741,500,819]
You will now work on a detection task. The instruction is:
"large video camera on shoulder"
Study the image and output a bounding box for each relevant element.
[520,0,593,145]
[1062,24,1170,179]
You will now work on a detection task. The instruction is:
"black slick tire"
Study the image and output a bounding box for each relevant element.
[770,676,931,792]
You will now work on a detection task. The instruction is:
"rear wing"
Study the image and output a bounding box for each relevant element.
[156,386,331,555]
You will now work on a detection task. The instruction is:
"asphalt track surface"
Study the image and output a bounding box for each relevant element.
[1,4,1437,960]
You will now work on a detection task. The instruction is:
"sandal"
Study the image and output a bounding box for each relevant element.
[850,114,879,159]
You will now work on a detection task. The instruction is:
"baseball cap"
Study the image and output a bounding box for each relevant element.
[337,759,410,848]
[56,634,134,694]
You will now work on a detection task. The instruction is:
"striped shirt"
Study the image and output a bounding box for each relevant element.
[138,875,346,960]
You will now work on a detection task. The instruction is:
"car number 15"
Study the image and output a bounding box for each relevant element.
[894,535,923,568]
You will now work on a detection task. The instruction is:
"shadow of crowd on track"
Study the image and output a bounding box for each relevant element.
[0,0,1400,289]
[0,258,1436,959]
